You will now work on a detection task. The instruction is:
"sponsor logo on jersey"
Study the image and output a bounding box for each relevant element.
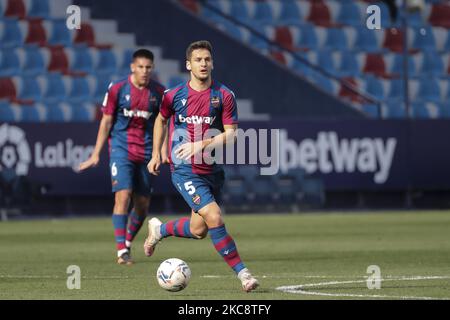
[192,194,201,205]
[123,109,152,119]
[178,115,216,125]
[211,96,220,108]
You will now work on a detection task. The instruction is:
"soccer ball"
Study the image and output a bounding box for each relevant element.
[156,258,191,292]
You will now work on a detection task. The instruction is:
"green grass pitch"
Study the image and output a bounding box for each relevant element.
[1,211,450,300]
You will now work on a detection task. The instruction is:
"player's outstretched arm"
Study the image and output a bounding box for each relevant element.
[148,113,168,175]
[78,114,113,172]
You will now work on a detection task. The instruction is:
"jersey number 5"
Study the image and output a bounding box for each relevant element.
[184,181,196,195]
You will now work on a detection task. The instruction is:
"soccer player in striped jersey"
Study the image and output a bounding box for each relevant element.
[78,49,165,265]
[144,41,259,292]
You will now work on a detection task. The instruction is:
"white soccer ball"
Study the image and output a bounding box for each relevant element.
[156,258,191,292]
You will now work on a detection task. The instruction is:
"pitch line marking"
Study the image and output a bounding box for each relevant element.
[276,276,450,300]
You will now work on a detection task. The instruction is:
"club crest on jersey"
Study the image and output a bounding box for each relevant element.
[211,96,220,108]
[181,98,187,106]
[192,194,201,205]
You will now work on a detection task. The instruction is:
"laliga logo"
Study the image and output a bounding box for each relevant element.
[0,124,31,175]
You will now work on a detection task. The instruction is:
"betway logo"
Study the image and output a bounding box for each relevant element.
[279,131,397,184]
[123,109,152,119]
[178,114,216,125]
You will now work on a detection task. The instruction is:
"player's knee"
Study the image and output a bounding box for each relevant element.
[190,227,208,239]
[115,190,132,208]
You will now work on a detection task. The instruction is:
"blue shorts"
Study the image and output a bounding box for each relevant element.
[171,170,224,213]
[109,157,153,196]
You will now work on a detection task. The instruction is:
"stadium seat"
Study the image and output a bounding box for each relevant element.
[25,19,47,46]
[428,3,450,28]
[13,76,42,102]
[22,46,47,76]
[91,74,112,104]
[277,0,303,26]
[229,1,250,24]
[218,22,246,42]
[412,26,437,52]
[40,73,67,105]
[74,23,96,46]
[419,50,444,76]
[70,103,94,122]
[4,0,26,19]
[310,71,337,95]
[0,48,20,77]
[67,76,92,104]
[389,53,417,78]
[338,50,361,77]
[19,104,41,122]
[0,18,24,48]
[291,52,315,78]
[307,0,332,27]
[96,48,117,75]
[252,0,274,26]
[363,53,387,77]
[301,176,325,207]
[323,27,348,51]
[274,26,294,50]
[383,28,404,53]
[407,10,424,28]
[339,77,363,103]
[336,1,362,26]
[47,46,69,73]
[354,27,380,53]
[201,3,226,25]
[0,78,16,101]
[382,100,406,118]
[168,75,186,89]
[316,49,336,76]
[364,75,385,101]
[68,46,94,74]
[296,23,319,50]
[0,101,16,122]
[247,24,272,51]
[417,77,441,103]
[438,102,450,118]
[46,18,73,47]
[180,0,199,13]
[28,0,50,18]
[45,103,70,122]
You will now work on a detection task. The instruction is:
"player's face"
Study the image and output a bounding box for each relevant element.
[131,57,153,86]
[187,49,213,82]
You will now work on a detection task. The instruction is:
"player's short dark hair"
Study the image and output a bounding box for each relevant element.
[186,40,212,60]
[133,49,154,62]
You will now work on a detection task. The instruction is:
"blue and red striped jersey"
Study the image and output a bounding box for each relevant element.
[102,75,165,162]
[160,80,238,174]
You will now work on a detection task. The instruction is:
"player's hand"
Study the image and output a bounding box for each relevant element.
[77,155,100,172]
[161,155,170,164]
[175,141,203,161]
[147,156,161,176]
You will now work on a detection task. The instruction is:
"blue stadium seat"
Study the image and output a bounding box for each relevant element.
[406,10,424,27]
[417,77,441,103]
[383,100,406,118]
[96,49,117,75]
[19,104,41,122]
[0,101,16,122]
[362,104,380,118]
[324,28,348,51]
[338,51,361,77]
[218,22,243,42]
[222,165,248,207]
[387,79,405,101]
[0,18,24,48]
[412,27,437,51]
[274,173,298,205]
[201,0,227,24]
[229,1,250,24]
[296,23,319,50]
[247,24,271,51]
[364,75,385,101]
[444,30,450,52]
[70,46,94,74]
[336,2,362,26]
[118,49,134,76]
[301,176,325,207]
[353,27,379,53]
[278,0,303,26]
[92,74,112,104]
[41,73,67,105]
[45,103,68,122]
[15,76,42,102]
[70,103,93,122]
[438,102,450,118]
[389,53,417,77]
[28,0,50,18]
[67,76,91,104]
[311,71,335,94]
[250,174,276,205]
[47,18,72,46]
[253,0,274,25]
[374,1,392,28]
[0,48,20,76]
[292,53,314,78]
[22,46,46,76]
[420,51,444,76]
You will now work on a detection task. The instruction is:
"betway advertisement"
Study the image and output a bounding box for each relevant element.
[0,120,449,195]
